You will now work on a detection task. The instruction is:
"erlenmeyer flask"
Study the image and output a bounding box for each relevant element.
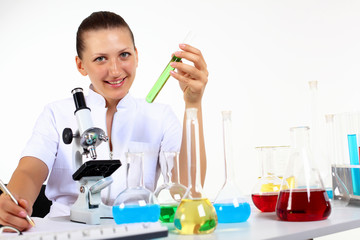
[276,126,331,221]
[213,111,251,222]
[155,151,187,223]
[173,108,217,234]
[112,152,160,224]
[251,146,289,212]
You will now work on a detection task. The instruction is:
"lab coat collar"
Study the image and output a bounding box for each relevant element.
[87,85,136,110]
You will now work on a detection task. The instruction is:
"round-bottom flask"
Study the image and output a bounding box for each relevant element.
[276,127,331,221]
[251,146,289,212]
[174,108,217,234]
[213,111,251,223]
[112,152,160,224]
[155,151,187,223]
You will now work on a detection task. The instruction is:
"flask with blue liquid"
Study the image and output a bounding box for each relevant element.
[112,152,160,224]
[213,111,251,223]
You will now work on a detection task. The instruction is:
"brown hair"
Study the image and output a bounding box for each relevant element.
[76,11,135,59]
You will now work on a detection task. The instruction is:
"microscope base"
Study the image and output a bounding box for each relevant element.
[70,203,113,225]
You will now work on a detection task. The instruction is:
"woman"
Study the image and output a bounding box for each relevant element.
[0,11,208,231]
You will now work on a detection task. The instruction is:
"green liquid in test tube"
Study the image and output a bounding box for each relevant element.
[146,31,194,103]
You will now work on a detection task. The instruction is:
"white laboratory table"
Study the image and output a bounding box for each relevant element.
[2,205,360,240]
[165,205,360,240]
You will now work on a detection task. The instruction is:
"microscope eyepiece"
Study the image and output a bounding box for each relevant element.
[71,88,90,114]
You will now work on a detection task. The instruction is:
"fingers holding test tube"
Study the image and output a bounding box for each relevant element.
[170,44,208,105]
[0,189,34,231]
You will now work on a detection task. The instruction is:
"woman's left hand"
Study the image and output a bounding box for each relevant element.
[170,44,208,106]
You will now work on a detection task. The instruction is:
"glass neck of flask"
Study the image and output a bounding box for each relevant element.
[125,152,145,189]
[261,149,277,176]
[290,126,311,149]
[163,152,181,184]
[186,108,203,198]
[222,111,236,183]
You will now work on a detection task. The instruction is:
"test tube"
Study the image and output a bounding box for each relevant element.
[146,31,194,103]
[347,112,360,195]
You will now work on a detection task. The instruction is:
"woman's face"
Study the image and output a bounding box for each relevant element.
[76,27,138,107]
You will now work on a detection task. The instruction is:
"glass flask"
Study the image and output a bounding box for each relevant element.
[173,108,218,234]
[154,151,187,223]
[331,165,350,207]
[213,111,251,222]
[251,146,289,212]
[112,152,160,224]
[276,126,331,221]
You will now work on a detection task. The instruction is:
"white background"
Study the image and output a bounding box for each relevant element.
[1,0,360,232]
[2,0,360,238]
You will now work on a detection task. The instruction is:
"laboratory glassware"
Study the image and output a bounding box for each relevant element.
[112,152,160,224]
[251,146,289,212]
[154,151,187,223]
[173,108,218,234]
[331,165,350,207]
[309,81,333,199]
[332,112,360,196]
[213,111,251,222]
[146,31,194,103]
[276,126,331,221]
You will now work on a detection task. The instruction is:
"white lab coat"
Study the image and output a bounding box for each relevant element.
[20,87,182,217]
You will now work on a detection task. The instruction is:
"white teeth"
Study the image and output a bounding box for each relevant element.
[109,79,124,85]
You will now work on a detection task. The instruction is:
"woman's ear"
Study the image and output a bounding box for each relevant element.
[135,47,139,68]
[75,56,88,76]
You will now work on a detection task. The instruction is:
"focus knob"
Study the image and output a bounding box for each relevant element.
[62,128,73,144]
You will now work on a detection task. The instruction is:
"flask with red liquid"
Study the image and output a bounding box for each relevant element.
[275,126,331,221]
[251,146,289,212]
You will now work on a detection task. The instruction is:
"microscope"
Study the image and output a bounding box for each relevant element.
[62,88,121,225]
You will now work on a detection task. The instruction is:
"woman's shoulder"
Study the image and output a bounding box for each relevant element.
[46,97,74,108]
[41,97,76,116]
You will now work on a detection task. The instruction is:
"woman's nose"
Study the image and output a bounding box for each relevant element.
[109,59,121,76]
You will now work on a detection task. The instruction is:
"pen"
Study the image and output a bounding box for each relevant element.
[0,179,35,227]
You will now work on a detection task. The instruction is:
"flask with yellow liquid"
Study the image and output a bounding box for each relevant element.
[173,108,217,234]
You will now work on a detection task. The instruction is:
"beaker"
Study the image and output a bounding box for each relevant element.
[173,108,217,235]
[276,126,331,221]
[213,111,251,222]
[112,152,160,224]
[251,146,289,212]
[155,151,187,223]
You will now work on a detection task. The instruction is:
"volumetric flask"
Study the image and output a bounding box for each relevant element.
[276,126,331,221]
[251,146,289,212]
[112,152,160,224]
[155,151,187,223]
[213,111,251,222]
[174,108,217,235]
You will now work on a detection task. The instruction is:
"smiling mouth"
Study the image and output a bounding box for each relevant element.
[107,77,126,85]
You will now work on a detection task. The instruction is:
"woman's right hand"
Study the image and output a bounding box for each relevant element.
[0,194,33,232]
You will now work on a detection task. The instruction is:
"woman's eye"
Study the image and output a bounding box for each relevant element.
[120,52,130,58]
[94,56,106,62]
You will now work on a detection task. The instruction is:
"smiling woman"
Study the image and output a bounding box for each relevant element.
[75,12,138,108]
[0,10,209,232]
[75,27,139,109]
